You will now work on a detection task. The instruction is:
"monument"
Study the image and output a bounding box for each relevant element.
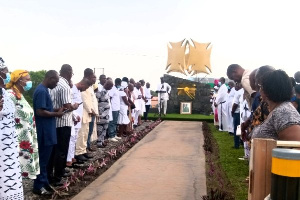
[164,39,212,115]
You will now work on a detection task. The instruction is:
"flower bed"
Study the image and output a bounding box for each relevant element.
[23,120,161,200]
[201,122,235,200]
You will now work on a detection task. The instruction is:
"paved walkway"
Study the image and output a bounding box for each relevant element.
[72,121,206,200]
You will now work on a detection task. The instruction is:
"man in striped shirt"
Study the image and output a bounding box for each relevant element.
[48,64,79,186]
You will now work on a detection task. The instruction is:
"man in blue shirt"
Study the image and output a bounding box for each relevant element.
[33,70,64,196]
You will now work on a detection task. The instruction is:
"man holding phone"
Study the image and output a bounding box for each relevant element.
[48,64,79,186]
[33,70,64,195]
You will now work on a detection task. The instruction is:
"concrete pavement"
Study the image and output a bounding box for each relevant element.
[72,121,206,200]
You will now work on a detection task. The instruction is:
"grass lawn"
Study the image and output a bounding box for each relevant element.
[209,123,249,200]
[146,113,214,122]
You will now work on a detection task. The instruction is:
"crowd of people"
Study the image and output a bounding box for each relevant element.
[211,64,300,160]
[5,56,300,199]
[0,57,156,199]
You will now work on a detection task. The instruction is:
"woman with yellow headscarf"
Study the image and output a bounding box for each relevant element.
[6,70,40,179]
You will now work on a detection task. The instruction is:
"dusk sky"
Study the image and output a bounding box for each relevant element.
[1,0,299,88]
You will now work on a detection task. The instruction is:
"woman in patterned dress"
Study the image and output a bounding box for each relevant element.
[6,70,40,179]
[251,70,300,140]
[0,58,24,199]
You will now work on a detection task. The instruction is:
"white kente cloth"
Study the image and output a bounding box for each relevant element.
[239,89,251,158]
[0,88,24,199]
[227,88,236,133]
[67,127,80,162]
[67,85,83,162]
[215,84,228,131]
[118,88,130,125]
[133,87,143,116]
[140,86,146,113]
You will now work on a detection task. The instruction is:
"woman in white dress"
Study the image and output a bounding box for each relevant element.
[0,58,24,199]
[118,86,130,136]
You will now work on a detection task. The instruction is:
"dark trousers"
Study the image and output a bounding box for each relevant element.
[233,113,241,149]
[48,126,71,181]
[108,111,119,138]
[34,144,53,189]
[87,115,96,149]
[144,105,151,120]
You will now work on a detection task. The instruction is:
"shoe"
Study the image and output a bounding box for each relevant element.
[114,136,122,140]
[44,185,54,193]
[68,163,81,168]
[63,172,71,177]
[238,156,249,161]
[52,179,64,187]
[133,125,138,128]
[64,168,70,173]
[108,137,118,142]
[83,153,94,159]
[73,159,84,165]
[75,154,88,162]
[97,144,106,148]
[219,129,223,132]
[87,147,97,152]
[32,187,53,195]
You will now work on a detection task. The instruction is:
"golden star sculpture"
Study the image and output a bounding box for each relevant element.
[166,39,212,76]
[186,40,212,75]
[165,39,186,75]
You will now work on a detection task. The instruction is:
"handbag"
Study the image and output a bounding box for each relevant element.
[236,125,241,136]
[131,104,136,109]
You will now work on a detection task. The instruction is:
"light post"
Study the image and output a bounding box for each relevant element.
[94,68,105,76]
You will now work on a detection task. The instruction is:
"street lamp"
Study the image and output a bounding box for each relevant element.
[94,68,105,76]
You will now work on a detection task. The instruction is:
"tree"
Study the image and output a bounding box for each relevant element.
[150,90,158,97]
[23,70,47,106]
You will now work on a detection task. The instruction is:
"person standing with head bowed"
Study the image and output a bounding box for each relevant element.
[32,70,64,195]
[48,64,79,186]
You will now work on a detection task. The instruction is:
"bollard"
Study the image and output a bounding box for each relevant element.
[271,148,300,200]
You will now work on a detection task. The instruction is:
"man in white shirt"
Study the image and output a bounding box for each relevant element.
[231,83,242,149]
[67,78,90,166]
[214,77,228,132]
[108,78,122,141]
[144,82,152,121]
[227,81,236,134]
[133,82,143,127]
[156,77,171,116]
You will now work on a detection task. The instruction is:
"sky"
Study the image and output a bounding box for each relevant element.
[1,0,300,89]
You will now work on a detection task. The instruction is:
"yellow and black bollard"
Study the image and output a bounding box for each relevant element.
[271,148,300,200]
